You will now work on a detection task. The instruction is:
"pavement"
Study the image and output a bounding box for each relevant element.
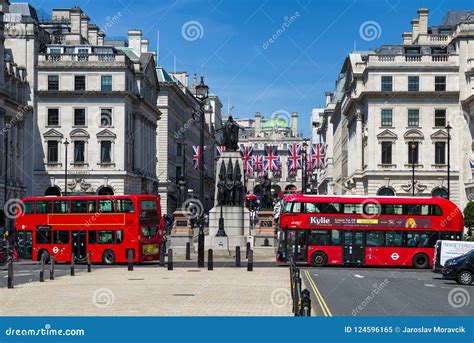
[301,267,474,316]
[0,263,292,316]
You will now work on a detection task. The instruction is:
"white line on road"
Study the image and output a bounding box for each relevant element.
[354,274,365,278]
[424,284,437,288]
[3,273,33,277]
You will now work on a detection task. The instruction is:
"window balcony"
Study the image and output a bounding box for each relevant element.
[369,54,458,65]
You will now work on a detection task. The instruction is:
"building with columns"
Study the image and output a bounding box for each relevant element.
[235,111,305,196]
[0,0,33,229]
[318,8,474,211]
[33,8,160,196]
[156,69,222,215]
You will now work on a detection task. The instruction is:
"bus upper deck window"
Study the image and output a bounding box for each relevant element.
[304,203,319,213]
[98,200,114,213]
[23,201,35,214]
[292,202,301,213]
[71,200,87,213]
[36,201,52,214]
[116,199,134,213]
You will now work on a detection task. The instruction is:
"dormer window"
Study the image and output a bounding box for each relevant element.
[404,47,420,55]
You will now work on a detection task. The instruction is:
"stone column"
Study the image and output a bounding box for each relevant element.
[355,109,363,171]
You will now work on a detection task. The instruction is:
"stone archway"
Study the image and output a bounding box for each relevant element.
[97,186,114,195]
[45,186,61,196]
[377,187,395,196]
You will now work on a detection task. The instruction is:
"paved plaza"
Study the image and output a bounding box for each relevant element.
[0,265,292,316]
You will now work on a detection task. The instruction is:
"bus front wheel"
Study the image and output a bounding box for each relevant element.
[412,253,429,269]
[38,250,50,264]
[102,250,116,265]
[311,251,328,267]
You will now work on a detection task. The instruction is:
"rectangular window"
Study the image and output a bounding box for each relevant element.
[381,76,392,92]
[71,200,88,213]
[381,142,392,164]
[405,232,422,247]
[101,75,112,91]
[47,108,59,126]
[100,109,112,127]
[407,109,419,127]
[116,199,134,213]
[405,204,430,215]
[381,109,392,127]
[36,228,52,244]
[141,226,158,239]
[74,108,86,126]
[140,200,158,218]
[177,143,183,156]
[53,230,70,244]
[88,200,97,213]
[308,230,330,246]
[100,141,112,163]
[435,76,446,91]
[408,142,419,164]
[304,203,320,214]
[342,203,363,214]
[176,166,182,178]
[331,230,341,246]
[74,141,85,163]
[382,204,403,215]
[48,75,59,90]
[98,230,114,244]
[74,75,86,90]
[23,201,35,214]
[385,232,403,247]
[435,142,446,164]
[434,109,446,127]
[116,230,124,244]
[366,231,384,246]
[88,231,97,244]
[53,201,69,213]
[36,201,52,214]
[47,141,59,163]
[408,76,419,91]
[98,200,114,213]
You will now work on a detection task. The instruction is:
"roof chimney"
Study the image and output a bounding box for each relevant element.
[402,32,412,45]
[411,18,420,41]
[255,112,261,136]
[141,39,149,53]
[128,29,142,56]
[325,92,333,106]
[291,112,298,137]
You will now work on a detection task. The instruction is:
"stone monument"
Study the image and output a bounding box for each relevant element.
[254,174,277,247]
[206,116,249,254]
[170,178,194,253]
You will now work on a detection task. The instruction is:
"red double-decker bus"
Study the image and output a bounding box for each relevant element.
[15,194,164,264]
[277,195,464,268]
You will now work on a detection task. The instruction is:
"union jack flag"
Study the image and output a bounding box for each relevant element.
[309,143,327,170]
[239,145,254,176]
[470,157,474,177]
[287,144,302,171]
[253,155,264,175]
[192,145,207,170]
[264,145,281,172]
[215,145,225,160]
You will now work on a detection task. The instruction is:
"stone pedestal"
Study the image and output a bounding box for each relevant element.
[254,210,277,247]
[206,151,250,254]
[170,210,194,252]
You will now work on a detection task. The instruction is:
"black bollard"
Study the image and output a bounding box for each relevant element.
[246,242,251,259]
[39,254,45,282]
[208,249,213,271]
[300,289,312,316]
[247,249,253,272]
[128,249,133,271]
[185,242,191,260]
[235,246,241,267]
[7,257,13,289]
[70,253,75,276]
[159,243,165,267]
[87,252,91,273]
[294,271,302,316]
[167,249,173,270]
[50,255,55,280]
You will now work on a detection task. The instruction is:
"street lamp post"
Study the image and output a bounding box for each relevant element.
[301,140,308,194]
[410,141,416,197]
[64,139,70,196]
[446,122,452,200]
[195,76,209,268]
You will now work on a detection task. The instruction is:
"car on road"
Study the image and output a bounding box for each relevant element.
[442,249,474,285]
[433,240,474,273]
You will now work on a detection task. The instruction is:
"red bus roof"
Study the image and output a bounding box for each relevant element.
[20,194,160,201]
[282,194,456,206]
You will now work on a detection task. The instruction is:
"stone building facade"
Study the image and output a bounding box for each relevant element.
[318,8,474,210]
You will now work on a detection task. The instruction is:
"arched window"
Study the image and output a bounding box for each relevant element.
[97,186,114,195]
[377,187,395,196]
[45,186,61,196]
[432,187,448,199]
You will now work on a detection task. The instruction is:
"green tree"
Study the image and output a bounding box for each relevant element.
[463,201,474,239]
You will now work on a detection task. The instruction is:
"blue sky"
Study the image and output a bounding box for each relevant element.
[28,0,473,136]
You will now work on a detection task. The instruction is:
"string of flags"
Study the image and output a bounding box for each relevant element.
[193,143,327,175]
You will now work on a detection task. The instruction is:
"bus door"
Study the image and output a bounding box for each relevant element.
[343,231,365,265]
[287,230,307,262]
[71,231,87,261]
[15,231,32,259]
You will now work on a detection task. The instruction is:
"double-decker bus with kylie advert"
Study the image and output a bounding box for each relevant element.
[15,195,164,264]
[277,195,464,269]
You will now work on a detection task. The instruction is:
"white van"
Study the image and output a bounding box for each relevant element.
[433,240,474,273]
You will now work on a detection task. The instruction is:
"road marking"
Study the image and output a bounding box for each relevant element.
[304,270,332,317]
[3,273,32,277]
[354,274,364,278]
[424,284,437,288]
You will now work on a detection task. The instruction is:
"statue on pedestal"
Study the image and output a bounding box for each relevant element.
[217,163,226,206]
[233,160,244,206]
[217,116,244,151]
[225,160,235,205]
[259,174,273,210]
[176,177,188,208]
